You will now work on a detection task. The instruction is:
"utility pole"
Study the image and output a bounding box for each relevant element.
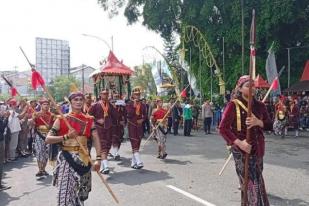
[286,45,309,88]
[199,50,202,105]
[82,65,85,94]
[223,37,225,81]
[211,67,213,102]
[287,48,290,88]
[189,47,192,99]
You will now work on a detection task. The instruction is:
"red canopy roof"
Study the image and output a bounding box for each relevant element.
[300,60,309,81]
[99,51,134,76]
[254,74,270,88]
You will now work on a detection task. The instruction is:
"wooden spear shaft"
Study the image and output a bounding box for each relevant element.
[243,9,256,206]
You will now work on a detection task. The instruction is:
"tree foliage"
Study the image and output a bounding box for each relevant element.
[47,76,81,102]
[131,63,157,96]
[98,0,309,93]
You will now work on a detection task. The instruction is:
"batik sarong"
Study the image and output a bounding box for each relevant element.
[153,126,167,145]
[34,133,48,167]
[53,151,91,206]
[232,147,269,206]
[273,118,287,136]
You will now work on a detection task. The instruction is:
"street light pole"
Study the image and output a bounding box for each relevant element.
[286,45,309,88]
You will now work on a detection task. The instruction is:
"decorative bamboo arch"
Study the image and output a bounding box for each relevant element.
[182,25,225,95]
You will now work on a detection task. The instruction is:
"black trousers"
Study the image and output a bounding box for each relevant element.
[184,119,192,136]
[143,119,150,135]
[0,140,4,185]
[173,119,179,135]
[167,117,173,133]
[204,117,212,133]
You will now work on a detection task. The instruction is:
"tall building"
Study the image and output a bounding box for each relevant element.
[35,37,70,84]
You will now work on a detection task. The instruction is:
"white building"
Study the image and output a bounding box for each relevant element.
[36,37,70,84]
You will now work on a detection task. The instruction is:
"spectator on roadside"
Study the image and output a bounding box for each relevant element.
[0,106,10,191]
[172,101,181,136]
[7,99,27,161]
[166,99,174,134]
[183,100,193,136]
[213,104,222,128]
[202,100,213,134]
[191,101,200,130]
[16,99,29,157]
[143,99,151,137]
[300,105,307,130]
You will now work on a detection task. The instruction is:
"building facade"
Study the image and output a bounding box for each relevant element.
[0,70,31,96]
[70,64,96,93]
[35,37,70,84]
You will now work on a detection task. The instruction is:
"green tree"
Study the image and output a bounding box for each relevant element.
[48,76,81,102]
[131,64,157,96]
[98,0,309,92]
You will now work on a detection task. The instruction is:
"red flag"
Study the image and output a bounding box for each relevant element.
[271,77,279,90]
[31,69,45,90]
[180,88,187,98]
[10,87,17,97]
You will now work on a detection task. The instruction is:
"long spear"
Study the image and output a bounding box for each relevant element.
[1,74,19,97]
[243,10,256,205]
[19,47,119,204]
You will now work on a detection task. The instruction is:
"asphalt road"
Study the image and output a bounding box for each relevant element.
[1,129,308,206]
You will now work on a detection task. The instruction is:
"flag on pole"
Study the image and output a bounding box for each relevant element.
[271,77,279,90]
[249,11,256,80]
[10,87,18,97]
[180,88,187,98]
[31,68,45,90]
[265,43,281,95]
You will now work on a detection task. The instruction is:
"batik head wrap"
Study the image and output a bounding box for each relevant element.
[68,91,84,101]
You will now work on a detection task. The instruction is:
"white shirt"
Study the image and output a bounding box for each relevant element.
[8,109,21,133]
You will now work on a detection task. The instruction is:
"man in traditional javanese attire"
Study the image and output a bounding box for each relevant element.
[32,98,55,178]
[88,89,117,174]
[126,87,147,169]
[110,92,126,160]
[219,75,272,206]
[46,91,101,206]
[83,93,93,114]
[151,97,168,159]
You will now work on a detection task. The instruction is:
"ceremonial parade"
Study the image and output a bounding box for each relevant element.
[0,1,309,206]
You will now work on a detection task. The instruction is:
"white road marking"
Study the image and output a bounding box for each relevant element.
[166,185,216,206]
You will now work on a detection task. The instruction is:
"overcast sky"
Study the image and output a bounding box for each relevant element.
[0,0,164,71]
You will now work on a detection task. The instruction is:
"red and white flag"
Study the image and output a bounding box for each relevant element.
[271,77,279,90]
